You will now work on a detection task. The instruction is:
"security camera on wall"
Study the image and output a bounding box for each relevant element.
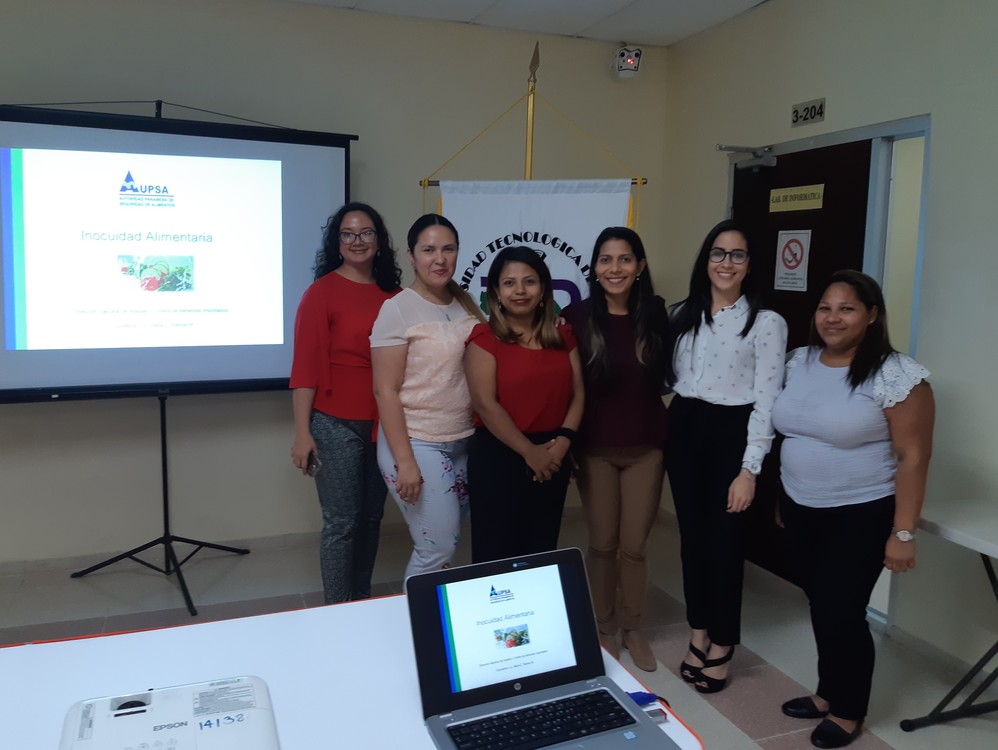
[615,46,642,78]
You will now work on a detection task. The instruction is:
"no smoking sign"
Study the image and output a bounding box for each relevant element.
[782,238,805,269]
[775,230,811,291]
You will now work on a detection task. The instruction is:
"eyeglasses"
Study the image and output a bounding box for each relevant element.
[708,248,749,264]
[339,229,377,245]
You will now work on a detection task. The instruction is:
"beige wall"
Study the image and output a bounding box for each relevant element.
[883,136,925,356]
[2,0,996,667]
[662,0,998,664]
[0,0,668,561]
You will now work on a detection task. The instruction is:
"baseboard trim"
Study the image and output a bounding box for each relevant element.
[882,622,979,678]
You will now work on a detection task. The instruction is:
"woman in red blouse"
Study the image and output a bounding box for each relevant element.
[289,202,401,604]
[464,246,584,563]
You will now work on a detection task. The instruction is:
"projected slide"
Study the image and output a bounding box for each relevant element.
[436,565,576,693]
[2,148,283,351]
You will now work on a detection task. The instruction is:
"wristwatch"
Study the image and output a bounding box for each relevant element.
[894,529,915,542]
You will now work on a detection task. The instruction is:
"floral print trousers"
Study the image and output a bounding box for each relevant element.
[377,426,470,581]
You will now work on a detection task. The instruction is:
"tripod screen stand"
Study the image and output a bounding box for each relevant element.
[71,394,249,615]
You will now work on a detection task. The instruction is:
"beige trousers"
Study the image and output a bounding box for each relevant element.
[576,445,664,634]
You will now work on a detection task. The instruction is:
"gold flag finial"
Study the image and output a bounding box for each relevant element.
[525,43,539,178]
[528,42,540,81]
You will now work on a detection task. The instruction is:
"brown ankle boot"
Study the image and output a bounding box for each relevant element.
[622,629,657,672]
[598,631,620,659]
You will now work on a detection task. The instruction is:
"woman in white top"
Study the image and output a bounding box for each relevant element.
[668,219,788,693]
[371,214,485,579]
[772,270,934,749]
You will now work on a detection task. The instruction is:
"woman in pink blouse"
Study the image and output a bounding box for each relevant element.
[371,214,486,580]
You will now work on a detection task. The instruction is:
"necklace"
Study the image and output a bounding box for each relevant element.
[411,285,453,321]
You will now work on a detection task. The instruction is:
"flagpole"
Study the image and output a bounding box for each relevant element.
[524,43,539,180]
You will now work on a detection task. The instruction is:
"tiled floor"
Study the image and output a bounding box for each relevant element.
[1,512,995,749]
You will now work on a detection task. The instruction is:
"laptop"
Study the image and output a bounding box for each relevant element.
[405,548,680,750]
[59,675,281,750]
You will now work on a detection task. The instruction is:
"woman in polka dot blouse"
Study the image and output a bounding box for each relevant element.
[667,219,788,693]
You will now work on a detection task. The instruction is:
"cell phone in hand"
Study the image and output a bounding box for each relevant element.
[306,451,322,477]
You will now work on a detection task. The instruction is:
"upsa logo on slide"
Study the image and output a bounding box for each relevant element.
[489,585,514,604]
[120,170,171,194]
[119,171,176,208]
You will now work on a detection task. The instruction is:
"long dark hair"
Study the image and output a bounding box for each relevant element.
[671,219,762,341]
[810,269,896,388]
[485,246,563,349]
[406,213,486,323]
[313,202,401,291]
[582,227,672,387]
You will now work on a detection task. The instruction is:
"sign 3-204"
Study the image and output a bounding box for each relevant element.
[792,98,826,127]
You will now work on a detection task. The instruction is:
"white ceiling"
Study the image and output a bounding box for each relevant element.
[282,0,764,47]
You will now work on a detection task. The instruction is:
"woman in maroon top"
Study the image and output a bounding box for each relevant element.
[464,246,584,563]
[562,227,673,672]
[290,202,401,604]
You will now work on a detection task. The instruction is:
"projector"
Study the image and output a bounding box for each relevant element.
[60,676,281,750]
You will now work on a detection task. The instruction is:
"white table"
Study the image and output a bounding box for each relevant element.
[900,498,998,731]
[0,595,703,750]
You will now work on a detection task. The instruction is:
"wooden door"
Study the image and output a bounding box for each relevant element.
[732,139,872,582]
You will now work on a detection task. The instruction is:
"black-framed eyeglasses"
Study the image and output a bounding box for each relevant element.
[339,229,377,244]
[708,248,749,264]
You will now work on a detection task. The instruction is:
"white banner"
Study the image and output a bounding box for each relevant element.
[440,179,631,312]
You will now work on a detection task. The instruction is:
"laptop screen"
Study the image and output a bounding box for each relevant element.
[406,549,606,719]
[436,561,576,693]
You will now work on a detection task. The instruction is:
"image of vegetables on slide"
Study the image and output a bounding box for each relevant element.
[494,624,530,649]
[118,255,194,291]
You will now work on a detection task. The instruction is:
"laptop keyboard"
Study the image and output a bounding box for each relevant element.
[446,689,637,750]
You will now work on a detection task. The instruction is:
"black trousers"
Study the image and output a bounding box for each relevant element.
[666,395,753,646]
[781,493,895,721]
[468,427,571,564]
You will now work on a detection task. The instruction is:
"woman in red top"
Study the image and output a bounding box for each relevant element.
[290,202,401,604]
[464,246,584,563]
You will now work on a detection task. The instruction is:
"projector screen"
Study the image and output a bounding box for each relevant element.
[0,106,354,402]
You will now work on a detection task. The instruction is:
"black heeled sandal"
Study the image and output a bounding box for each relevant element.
[680,642,708,683]
[694,645,735,694]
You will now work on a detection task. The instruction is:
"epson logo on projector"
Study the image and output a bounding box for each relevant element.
[153,721,188,731]
[120,171,170,194]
